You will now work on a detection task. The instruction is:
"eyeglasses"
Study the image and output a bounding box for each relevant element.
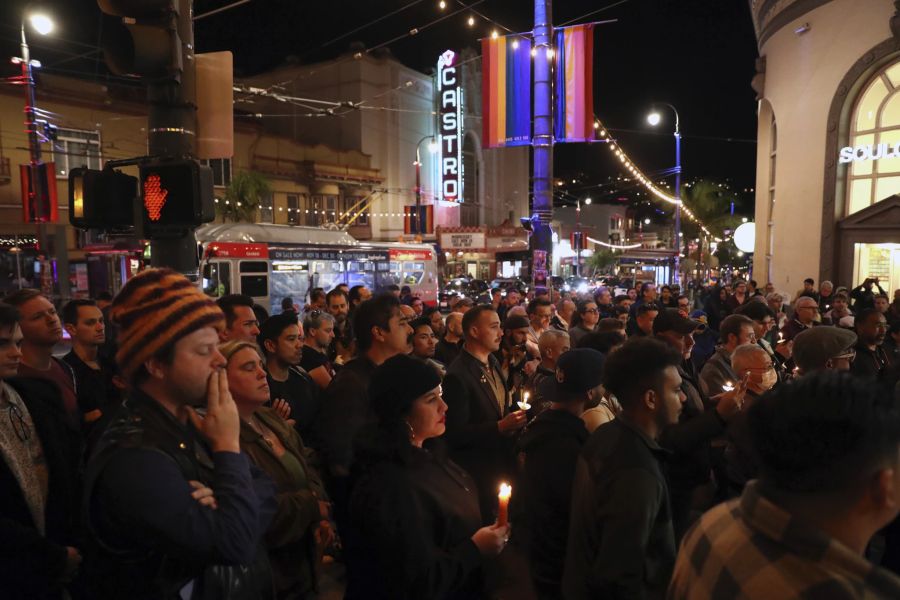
[8,403,30,443]
[583,308,599,314]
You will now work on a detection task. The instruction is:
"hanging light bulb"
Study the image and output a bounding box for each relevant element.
[467,15,475,26]
[439,0,446,8]
[491,30,498,39]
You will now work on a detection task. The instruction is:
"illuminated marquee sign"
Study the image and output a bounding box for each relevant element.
[839,141,900,163]
[438,49,464,203]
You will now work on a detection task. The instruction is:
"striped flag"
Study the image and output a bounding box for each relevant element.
[481,36,532,148]
[404,204,434,235]
[554,24,595,143]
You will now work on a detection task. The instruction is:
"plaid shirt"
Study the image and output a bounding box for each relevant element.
[668,481,900,599]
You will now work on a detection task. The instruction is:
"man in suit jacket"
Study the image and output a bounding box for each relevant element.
[0,303,83,600]
[442,305,528,522]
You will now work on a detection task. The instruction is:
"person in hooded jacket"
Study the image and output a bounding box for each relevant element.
[346,354,510,600]
[517,349,603,599]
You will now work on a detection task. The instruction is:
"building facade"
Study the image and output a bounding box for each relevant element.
[238,48,530,242]
[751,0,900,294]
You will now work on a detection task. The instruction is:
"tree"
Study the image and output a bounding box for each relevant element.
[217,170,271,223]
[586,249,619,276]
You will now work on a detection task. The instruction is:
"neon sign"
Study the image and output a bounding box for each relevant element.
[438,49,464,202]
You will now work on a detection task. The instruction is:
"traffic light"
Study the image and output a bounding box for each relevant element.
[139,159,214,238]
[97,0,182,79]
[69,167,137,229]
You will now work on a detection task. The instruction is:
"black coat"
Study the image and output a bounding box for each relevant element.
[0,378,83,600]
[347,436,484,600]
[442,348,514,523]
[517,409,589,595]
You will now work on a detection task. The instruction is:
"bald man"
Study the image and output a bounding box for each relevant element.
[435,311,463,366]
[780,296,820,342]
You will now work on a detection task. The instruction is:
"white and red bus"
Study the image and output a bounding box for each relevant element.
[196,223,438,314]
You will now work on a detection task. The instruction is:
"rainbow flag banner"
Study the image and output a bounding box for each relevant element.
[554,24,595,143]
[481,36,532,148]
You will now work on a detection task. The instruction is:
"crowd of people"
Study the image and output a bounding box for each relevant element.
[3,269,900,600]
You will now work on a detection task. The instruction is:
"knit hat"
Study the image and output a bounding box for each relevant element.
[793,326,857,372]
[111,268,224,380]
[369,354,441,425]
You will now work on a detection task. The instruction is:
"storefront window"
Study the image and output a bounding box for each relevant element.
[846,62,900,214]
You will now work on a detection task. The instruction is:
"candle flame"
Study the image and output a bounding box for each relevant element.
[499,482,512,499]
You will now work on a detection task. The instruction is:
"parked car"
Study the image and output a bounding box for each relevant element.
[439,278,488,309]
[490,277,529,296]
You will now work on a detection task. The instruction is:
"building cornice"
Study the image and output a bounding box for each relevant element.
[750,0,833,48]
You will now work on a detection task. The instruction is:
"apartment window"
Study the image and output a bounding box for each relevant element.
[287,194,301,226]
[201,158,232,188]
[259,192,274,224]
[53,128,101,179]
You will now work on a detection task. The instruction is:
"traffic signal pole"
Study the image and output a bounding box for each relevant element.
[147,0,199,276]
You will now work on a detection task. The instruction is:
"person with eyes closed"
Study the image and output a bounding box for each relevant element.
[346,354,510,600]
[220,339,331,600]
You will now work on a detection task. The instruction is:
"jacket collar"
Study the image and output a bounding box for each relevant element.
[616,414,669,457]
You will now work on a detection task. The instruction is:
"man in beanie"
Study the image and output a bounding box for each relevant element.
[518,348,602,598]
[792,326,858,375]
[84,268,276,599]
[563,338,684,600]
[443,305,527,522]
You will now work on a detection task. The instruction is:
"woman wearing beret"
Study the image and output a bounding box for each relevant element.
[219,340,331,600]
[346,354,510,600]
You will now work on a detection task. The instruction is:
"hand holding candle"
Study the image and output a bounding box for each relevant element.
[498,482,512,527]
[722,381,735,392]
[517,392,531,412]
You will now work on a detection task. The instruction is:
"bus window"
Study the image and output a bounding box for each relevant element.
[270,261,309,315]
[202,261,230,297]
[240,261,268,273]
[241,275,268,298]
[401,262,425,285]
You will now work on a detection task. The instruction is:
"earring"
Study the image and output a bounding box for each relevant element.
[405,421,415,441]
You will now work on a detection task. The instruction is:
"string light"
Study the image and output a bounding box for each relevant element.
[586,236,642,250]
[467,15,475,26]
[595,118,720,242]
[439,0,446,8]
[491,30,498,39]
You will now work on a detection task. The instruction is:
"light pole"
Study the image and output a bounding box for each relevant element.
[647,103,682,286]
[414,135,438,242]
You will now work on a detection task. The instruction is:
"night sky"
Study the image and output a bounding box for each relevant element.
[1,0,759,213]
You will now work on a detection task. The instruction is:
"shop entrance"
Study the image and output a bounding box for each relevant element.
[836,195,900,290]
[853,243,900,293]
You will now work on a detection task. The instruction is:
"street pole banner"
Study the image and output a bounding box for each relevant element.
[481,35,532,148]
[553,24,595,143]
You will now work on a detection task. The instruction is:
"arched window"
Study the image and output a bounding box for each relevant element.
[845,61,900,215]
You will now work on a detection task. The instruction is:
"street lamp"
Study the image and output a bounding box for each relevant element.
[413,135,438,242]
[647,103,682,286]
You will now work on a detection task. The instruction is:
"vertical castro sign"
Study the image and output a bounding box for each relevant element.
[438,49,464,203]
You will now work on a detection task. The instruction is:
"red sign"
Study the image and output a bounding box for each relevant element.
[207,242,269,258]
[20,162,58,223]
[390,248,433,262]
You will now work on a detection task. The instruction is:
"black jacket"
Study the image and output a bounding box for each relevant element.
[0,378,83,600]
[563,418,675,600]
[347,435,483,600]
[517,409,589,594]
[84,389,276,600]
[435,338,462,367]
[442,348,513,523]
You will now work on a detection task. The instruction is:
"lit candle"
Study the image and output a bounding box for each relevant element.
[722,381,735,392]
[778,331,784,343]
[517,392,531,412]
[498,483,512,527]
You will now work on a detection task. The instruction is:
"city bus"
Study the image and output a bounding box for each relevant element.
[196,223,439,314]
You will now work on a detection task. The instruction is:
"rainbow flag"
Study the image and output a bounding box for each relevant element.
[554,24,595,143]
[404,204,434,235]
[481,36,532,148]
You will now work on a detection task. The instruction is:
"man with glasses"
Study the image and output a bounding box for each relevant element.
[0,303,83,598]
[852,308,894,382]
[780,296,820,342]
[735,302,791,380]
[792,326,858,375]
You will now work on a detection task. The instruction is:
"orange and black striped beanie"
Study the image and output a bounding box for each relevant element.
[110,268,224,380]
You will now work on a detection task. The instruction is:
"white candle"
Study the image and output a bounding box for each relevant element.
[722,381,735,392]
[517,392,531,412]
